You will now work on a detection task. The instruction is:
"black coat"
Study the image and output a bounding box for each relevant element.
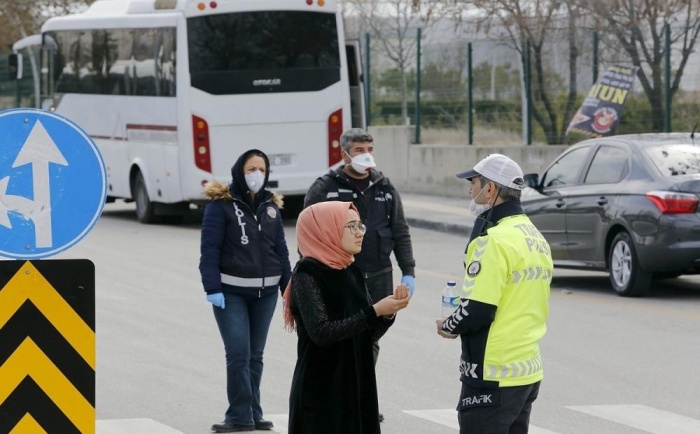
[288,258,393,434]
[303,167,415,276]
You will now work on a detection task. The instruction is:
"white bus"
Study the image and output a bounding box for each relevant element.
[18,0,365,222]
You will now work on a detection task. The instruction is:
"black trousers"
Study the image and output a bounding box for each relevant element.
[364,269,393,365]
[458,381,540,434]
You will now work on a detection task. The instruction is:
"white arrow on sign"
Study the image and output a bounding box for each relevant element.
[0,176,35,228]
[0,120,69,248]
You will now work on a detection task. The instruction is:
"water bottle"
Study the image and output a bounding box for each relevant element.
[441,280,458,318]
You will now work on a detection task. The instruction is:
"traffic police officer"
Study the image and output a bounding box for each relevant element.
[436,154,553,434]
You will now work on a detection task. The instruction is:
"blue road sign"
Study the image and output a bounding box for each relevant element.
[0,108,107,259]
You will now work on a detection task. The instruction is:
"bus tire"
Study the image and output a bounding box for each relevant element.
[133,172,162,224]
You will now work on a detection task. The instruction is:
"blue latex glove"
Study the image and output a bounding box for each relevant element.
[206,292,225,309]
[401,275,415,296]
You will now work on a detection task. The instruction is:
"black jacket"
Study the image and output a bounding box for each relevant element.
[288,258,392,434]
[303,167,415,276]
[199,150,292,297]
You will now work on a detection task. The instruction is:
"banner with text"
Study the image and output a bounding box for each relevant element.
[567,65,638,137]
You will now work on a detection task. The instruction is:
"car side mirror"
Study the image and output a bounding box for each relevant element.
[523,173,539,189]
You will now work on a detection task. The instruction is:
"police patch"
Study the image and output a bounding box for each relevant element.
[467,261,481,277]
[266,207,277,218]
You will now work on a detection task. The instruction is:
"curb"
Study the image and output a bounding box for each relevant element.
[406,217,473,236]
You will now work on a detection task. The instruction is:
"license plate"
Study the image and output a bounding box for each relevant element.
[268,154,291,166]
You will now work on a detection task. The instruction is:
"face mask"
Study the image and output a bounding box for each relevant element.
[244,170,265,194]
[346,151,376,174]
[468,184,491,215]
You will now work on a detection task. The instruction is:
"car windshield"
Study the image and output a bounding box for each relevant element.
[645,144,700,177]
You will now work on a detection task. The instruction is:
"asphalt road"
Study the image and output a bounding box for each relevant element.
[50,203,700,434]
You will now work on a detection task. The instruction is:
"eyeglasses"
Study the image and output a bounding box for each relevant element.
[344,221,367,235]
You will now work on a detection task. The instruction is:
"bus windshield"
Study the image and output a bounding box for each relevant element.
[187,10,340,95]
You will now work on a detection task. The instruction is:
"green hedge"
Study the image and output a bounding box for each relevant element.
[370,93,700,138]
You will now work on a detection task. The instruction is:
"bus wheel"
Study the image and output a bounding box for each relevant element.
[133,172,161,224]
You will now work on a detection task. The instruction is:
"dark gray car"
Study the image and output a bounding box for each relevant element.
[521,133,700,297]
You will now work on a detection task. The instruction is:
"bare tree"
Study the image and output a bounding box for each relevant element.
[411,0,585,144]
[0,1,35,50]
[456,0,581,144]
[575,0,700,132]
[1,0,94,48]
[343,0,440,124]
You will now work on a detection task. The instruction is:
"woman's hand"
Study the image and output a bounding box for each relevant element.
[393,283,409,300]
[373,287,410,317]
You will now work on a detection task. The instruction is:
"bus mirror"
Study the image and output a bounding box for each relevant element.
[8,53,22,80]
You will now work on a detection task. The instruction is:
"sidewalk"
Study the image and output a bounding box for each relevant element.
[401,192,476,236]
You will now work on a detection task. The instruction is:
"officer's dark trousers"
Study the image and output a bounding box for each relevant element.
[364,269,393,365]
[458,381,540,434]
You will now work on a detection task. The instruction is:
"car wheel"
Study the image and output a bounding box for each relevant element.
[133,172,161,224]
[608,231,651,297]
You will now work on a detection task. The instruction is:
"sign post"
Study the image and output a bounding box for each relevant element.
[0,108,106,433]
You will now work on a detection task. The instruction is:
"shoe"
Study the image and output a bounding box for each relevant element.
[378,412,384,422]
[210,421,255,433]
[254,419,274,430]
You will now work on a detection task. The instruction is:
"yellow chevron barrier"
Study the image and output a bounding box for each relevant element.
[9,413,46,434]
[0,260,95,434]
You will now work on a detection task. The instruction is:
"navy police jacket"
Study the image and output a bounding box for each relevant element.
[199,181,292,298]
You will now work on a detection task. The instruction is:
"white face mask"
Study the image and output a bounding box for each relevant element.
[468,183,491,215]
[346,151,376,174]
[244,170,265,194]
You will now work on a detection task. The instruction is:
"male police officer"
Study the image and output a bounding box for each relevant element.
[304,128,415,422]
[436,154,552,434]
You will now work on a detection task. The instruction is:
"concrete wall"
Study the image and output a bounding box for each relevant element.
[369,126,569,198]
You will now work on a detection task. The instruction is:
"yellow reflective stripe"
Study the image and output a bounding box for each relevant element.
[472,238,488,258]
[462,237,489,298]
[512,267,552,283]
[487,354,542,379]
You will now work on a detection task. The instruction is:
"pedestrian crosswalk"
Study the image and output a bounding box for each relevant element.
[95,405,700,433]
[402,409,559,433]
[266,404,700,434]
[96,418,185,434]
[566,405,700,434]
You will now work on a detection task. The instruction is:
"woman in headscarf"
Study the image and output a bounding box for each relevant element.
[283,201,411,434]
[199,149,292,433]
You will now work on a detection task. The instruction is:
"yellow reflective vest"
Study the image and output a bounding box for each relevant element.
[458,213,553,387]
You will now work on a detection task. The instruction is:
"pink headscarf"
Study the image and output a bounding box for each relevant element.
[283,201,358,330]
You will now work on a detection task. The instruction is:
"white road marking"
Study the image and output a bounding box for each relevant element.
[96,418,184,434]
[403,409,560,433]
[95,405,700,434]
[265,413,289,434]
[567,404,700,434]
[403,409,459,429]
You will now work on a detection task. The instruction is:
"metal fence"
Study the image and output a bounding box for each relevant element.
[4,21,700,146]
[363,23,700,145]
[0,53,36,110]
